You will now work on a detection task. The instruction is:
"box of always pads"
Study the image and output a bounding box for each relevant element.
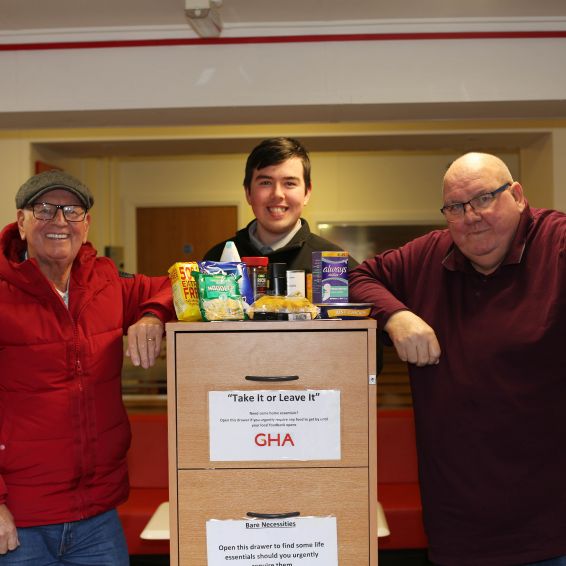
[312,251,349,304]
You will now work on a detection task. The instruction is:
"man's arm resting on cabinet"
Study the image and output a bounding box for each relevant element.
[384,310,441,367]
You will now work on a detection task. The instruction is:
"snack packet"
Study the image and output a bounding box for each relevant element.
[192,271,246,321]
[168,262,202,321]
[248,295,320,321]
[198,261,253,306]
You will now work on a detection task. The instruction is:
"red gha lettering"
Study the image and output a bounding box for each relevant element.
[254,433,295,447]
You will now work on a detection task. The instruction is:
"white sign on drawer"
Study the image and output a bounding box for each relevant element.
[209,390,341,461]
[206,516,338,566]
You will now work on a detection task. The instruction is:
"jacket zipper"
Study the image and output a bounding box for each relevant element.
[72,285,110,519]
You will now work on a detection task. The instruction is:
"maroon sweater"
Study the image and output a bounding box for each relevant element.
[350,205,566,565]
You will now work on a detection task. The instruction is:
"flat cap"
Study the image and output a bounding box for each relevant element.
[16,170,94,210]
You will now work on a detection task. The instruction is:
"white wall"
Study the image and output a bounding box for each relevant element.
[113,150,519,271]
[0,139,31,224]
[551,130,566,212]
[1,37,566,117]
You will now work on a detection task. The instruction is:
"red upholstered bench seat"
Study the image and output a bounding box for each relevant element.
[377,409,428,549]
[118,413,169,555]
[118,409,427,554]
[118,487,169,555]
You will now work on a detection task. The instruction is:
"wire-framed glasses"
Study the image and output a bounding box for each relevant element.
[27,202,88,222]
[440,183,511,221]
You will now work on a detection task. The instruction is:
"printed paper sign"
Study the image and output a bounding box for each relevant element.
[206,516,338,566]
[209,390,341,461]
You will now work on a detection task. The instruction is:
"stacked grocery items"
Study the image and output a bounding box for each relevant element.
[169,242,370,321]
[169,257,250,322]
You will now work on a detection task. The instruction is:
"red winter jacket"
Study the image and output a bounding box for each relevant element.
[0,222,173,526]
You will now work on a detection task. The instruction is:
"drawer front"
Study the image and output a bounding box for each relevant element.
[173,330,369,468]
[176,467,370,566]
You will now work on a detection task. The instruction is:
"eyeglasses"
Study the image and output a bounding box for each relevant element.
[27,202,88,222]
[440,183,512,221]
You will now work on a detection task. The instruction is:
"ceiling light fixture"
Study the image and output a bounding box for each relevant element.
[185,0,223,38]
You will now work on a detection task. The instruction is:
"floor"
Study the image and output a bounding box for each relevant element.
[129,557,168,566]
[379,550,433,565]
[129,549,433,565]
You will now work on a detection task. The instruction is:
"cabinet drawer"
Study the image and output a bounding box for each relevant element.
[176,467,370,566]
[173,330,369,468]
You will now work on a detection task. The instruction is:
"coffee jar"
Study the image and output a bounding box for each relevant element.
[241,256,269,301]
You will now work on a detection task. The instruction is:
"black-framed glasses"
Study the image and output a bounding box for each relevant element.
[27,202,88,222]
[440,183,512,220]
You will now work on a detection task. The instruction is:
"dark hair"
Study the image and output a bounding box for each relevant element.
[243,137,311,191]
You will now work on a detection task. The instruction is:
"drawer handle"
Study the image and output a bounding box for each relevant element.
[245,375,299,382]
[246,511,301,519]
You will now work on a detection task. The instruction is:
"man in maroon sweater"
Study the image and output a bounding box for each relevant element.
[350,152,566,566]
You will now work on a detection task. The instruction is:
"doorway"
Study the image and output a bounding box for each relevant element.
[125,205,238,410]
[136,205,238,276]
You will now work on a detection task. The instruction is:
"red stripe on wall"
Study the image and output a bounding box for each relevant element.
[1,30,566,51]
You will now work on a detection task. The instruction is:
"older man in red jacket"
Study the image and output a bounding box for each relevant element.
[0,170,174,565]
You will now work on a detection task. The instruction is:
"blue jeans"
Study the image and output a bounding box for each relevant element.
[0,509,129,566]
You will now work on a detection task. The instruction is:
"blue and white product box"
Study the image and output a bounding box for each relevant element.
[198,261,254,305]
[312,251,349,303]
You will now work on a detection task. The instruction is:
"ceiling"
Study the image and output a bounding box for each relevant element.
[2,0,566,36]
[34,130,549,159]
[2,0,565,157]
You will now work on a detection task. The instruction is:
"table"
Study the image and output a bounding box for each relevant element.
[140,501,170,540]
[377,501,391,538]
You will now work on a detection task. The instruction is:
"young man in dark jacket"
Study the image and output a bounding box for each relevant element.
[203,137,357,272]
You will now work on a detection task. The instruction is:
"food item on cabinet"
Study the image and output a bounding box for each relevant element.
[199,260,253,305]
[192,271,246,321]
[241,256,269,300]
[248,294,319,321]
[286,269,306,297]
[168,262,202,321]
[317,303,373,319]
[267,262,287,295]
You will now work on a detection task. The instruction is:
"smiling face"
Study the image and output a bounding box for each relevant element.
[245,157,312,246]
[17,188,90,280]
[443,153,525,274]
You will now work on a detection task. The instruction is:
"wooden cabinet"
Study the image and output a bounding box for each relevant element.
[167,320,377,566]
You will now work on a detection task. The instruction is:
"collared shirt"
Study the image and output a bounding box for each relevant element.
[350,205,566,566]
[203,218,358,273]
[56,286,69,307]
[248,219,303,255]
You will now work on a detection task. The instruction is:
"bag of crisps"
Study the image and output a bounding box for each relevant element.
[168,262,202,321]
